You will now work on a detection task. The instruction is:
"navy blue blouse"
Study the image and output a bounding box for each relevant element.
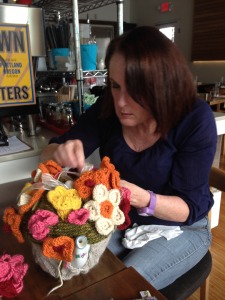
[50,98,217,226]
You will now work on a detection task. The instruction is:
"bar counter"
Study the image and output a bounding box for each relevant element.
[0,127,54,164]
[0,123,101,184]
[0,126,55,184]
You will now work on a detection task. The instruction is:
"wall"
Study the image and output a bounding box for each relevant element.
[79,1,131,22]
[80,0,225,84]
[129,0,192,61]
[130,0,225,84]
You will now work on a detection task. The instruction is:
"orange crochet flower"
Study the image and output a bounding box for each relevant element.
[38,160,62,176]
[43,236,75,262]
[100,156,115,171]
[31,169,37,181]
[37,163,49,175]
[100,156,120,189]
[109,169,120,189]
[94,168,111,190]
[74,170,96,199]
[19,189,45,215]
[32,160,63,182]
[74,157,120,199]
[44,160,63,175]
[3,208,24,243]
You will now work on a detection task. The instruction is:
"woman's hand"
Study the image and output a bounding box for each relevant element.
[120,179,190,222]
[120,179,150,208]
[40,140,85,172]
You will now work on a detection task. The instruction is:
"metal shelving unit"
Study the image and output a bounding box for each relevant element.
[37,70,108,78]
[34,0,124,115]
[34,0,117,21]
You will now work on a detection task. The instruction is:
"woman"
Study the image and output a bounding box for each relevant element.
[41,26,217,289]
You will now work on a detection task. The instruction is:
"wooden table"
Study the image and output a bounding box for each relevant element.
[0,178,166,300]
[0,219,166,300]
[209,96,225,111]
[64,267,165,300]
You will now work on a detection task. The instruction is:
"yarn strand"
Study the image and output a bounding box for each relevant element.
[46,260,63,297]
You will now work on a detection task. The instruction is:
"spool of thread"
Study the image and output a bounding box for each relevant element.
[74,236,90,268]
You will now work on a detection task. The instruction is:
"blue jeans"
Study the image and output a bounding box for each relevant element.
[107,217,211,289]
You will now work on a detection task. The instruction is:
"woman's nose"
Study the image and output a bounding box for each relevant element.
[117,91,129,106]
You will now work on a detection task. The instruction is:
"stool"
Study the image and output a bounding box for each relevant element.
[159,250,212,300]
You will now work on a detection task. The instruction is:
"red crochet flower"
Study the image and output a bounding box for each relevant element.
[0,254,28,298]
[117,187,131,230]
[0,280,18,298]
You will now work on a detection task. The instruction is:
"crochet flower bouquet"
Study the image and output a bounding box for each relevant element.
[3,157,131,282]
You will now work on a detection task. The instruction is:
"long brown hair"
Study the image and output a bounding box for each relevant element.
[102,26,196,137]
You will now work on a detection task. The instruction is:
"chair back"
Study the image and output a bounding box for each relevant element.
[209,167,225,192]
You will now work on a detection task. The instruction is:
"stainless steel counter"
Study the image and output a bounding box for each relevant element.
[0,127,56,184]
[0,125,100,184]
[0,127,55,163]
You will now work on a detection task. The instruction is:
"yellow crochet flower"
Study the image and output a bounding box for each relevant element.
[47,186,82,220]
[83,184,125,236]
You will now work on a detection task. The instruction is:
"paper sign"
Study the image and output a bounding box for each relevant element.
[0,23,36,107]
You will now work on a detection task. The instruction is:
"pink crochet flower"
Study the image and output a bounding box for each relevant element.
[0,254,28,298]
[28,209,59,241]
[67,208,90,225]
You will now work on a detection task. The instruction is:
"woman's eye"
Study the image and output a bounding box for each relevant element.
[110,81,120,89]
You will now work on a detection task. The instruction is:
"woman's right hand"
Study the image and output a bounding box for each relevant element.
[40,140,85,172]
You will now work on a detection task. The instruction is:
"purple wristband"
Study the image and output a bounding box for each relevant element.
[137,191,157,216]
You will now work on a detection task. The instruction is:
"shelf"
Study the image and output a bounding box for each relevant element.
[38,120,69,135]
[37,70,108,78]
[33,0,122,116]
[34,0,116,21]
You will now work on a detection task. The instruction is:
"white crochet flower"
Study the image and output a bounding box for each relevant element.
[83,184,125,236]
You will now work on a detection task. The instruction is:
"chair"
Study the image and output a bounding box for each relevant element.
[159,166,225,300]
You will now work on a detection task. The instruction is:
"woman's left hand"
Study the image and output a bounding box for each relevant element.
[120,180,150,208]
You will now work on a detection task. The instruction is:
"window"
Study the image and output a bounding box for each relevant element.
[192,0,225,61]
[159,26,175,42]
[156,22,176,42]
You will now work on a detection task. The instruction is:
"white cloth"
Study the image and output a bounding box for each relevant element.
[122,223,183,249]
